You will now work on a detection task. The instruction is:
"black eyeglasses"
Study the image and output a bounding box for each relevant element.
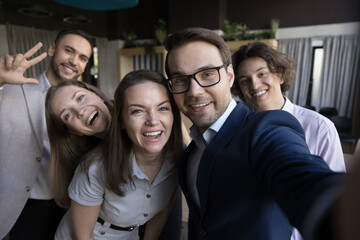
[168,64,227,94]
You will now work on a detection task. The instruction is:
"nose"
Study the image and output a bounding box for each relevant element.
[74,106,86,118]
[186,77,204,96]
[145,111,159,125]
[250,77,261,90]
[69,55,79,66]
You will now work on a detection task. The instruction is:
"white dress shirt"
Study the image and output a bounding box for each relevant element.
[282,97,346,240]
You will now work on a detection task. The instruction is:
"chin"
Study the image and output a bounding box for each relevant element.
[60,73,79,81]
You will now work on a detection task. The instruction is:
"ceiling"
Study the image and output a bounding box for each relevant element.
[0,0,123,38]
[1,0,359,41]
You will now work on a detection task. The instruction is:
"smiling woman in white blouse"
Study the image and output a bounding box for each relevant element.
[47,69,183,240]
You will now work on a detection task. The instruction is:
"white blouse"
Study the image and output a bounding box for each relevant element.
[55,151,178,240]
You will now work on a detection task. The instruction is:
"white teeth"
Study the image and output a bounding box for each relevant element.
[64,66,74,73]
[144,131,161,136]
[253,90,267,97]
[87,111,97,125]
[192,103,209,108]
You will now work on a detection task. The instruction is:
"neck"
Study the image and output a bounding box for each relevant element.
[134,150,164,184]
[198,97,233,134]
[45,69,58,86]
[134,150,164,167]
[254,96,285,111]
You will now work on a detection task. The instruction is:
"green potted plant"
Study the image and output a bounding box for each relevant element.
[155,19,167,45]
[122,31,137,48]
[222,20,248,41]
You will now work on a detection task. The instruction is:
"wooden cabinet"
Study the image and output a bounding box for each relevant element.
[118,45,167,80]
[118,39,278,81]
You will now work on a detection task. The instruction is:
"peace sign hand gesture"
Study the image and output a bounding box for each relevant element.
[0,42,47,87]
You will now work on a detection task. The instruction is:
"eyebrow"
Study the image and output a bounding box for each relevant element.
[170,64,219,77]
[256,66,268,72]
[65,45,89,61]
[158,99,171,106]
[127,99,171,109]
[238,66,268,79]
[59,91,80,116]
[64,45,75,52]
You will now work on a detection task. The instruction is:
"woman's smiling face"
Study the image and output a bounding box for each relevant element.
[121,81,174,156]
[50,85,111,138]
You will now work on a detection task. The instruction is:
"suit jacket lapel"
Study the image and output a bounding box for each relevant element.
[197,103,250,216]
[21,82,44,152]
[179,141,201,222]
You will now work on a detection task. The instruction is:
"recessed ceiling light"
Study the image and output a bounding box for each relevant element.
[63,15,91,24]
[54,0,138,11]
[17,5,53,18]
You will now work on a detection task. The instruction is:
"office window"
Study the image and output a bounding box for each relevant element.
[307,46,324,109]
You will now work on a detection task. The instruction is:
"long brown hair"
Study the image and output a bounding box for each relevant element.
[86,69,183,196]
[45,80,113,208]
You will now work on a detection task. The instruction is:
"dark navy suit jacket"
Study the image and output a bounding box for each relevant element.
[179,103,344,240]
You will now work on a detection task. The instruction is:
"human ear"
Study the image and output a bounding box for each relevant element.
[48,43,56,57]
[226,64,235,88]
[275,74,285,85]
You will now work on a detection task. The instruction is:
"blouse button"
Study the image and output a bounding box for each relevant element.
[35,157,41,162]
[143,213,148,217]
[146,194,151,198]
[100,231,105,235]
[25,186,30,192]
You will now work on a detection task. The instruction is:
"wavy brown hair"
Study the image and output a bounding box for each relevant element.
[45,80,113,208]
[231,41,296,100]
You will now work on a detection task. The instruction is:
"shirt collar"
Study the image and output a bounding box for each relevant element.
[190,99,237,145]
[281,96,294,112]
[131,150,173,183]
[38,71,51,94]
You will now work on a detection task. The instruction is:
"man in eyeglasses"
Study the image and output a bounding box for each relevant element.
[164,27,345,240]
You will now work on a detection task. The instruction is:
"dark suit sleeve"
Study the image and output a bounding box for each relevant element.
[248,110,345,234]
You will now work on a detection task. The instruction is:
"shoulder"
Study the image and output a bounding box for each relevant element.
[238,109,307,146]
[225,104,305,139]
[250,109,303,131]
[78,149,104,176]
[291,104,336,130]
[250,110,309,148]
[35,71,47,81]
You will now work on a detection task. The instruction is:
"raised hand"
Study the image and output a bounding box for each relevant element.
[0,42,47,86]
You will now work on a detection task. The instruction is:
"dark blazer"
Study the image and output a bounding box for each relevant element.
[179,103,344,240]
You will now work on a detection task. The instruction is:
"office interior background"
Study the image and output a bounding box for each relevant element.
[0,0,359,148]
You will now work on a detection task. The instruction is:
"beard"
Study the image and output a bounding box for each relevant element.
[50,58,81,82]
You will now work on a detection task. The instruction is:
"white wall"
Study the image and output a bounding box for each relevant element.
[276,21,360,39]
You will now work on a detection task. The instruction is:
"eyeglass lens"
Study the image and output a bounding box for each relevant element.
[170,68,220,93]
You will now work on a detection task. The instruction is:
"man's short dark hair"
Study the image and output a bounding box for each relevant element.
[54,29,95,53]
[164,27,231,78]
